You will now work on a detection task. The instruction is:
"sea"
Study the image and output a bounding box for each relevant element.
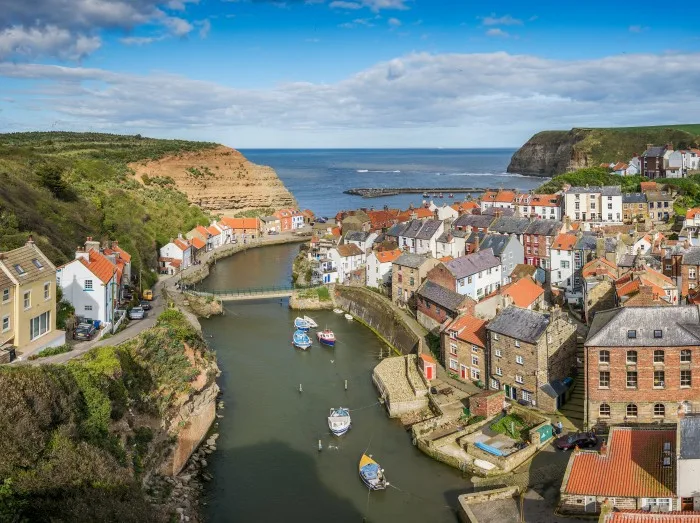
[239,148,547,218]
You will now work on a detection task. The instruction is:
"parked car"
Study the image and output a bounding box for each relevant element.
[128,307,146,320]
[268,230,279,235]
[74,323,97,341]
[555,431,598,451]
[139,300,152,310]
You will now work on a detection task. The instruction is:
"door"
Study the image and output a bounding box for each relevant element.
[584,497,597,513]
[426,365,434,380]
[460,364,468,380]
[511,387,517,400]
[694,497,700,511]
[504,384,510,397]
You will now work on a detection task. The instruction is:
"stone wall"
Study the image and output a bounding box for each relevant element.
[335,285,420,355]
[458,486,521,523]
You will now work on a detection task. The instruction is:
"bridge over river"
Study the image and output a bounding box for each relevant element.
[187,285,319,302]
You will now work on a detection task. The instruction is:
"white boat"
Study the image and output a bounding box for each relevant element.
[303,315,318,328]
[344,314,353,321]
[333,308,344,314]
[317,329,336,347]
[294,317,310,332]
[292,330,312,350]
[328,407,351,436]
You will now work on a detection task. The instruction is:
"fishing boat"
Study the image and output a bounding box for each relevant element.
[449,193,454,198]
[422,192,428,198]
[317,329,336,347]
[438,192,444,198]
[294,317,310,332]
[344,313,353,321]
[303,315,318,328]
[292,329,312,350]
[328,407,351,436]
[333,308,344,314]
[358,454,387,490]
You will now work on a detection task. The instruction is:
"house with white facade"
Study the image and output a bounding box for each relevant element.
[626,156,641,176]
[550,233,577,293]
[159,237,192,273]
[435,229,469,259]
[429,203,459,222]
[513,194,561,220]
[562,186,623,224]
[426,249,502,302]
[344,230,378,253]
[327,243,365,284]
[478,234,524,284]
[396,219,444,257]
[480,190,517,212]
[206,223,224,249]
[664,149,686,178]
[366,249,402,289]
[316,258,338,284]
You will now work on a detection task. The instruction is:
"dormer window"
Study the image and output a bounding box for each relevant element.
[14,264,25,276]
[32,258,43,269]
[627,330,637,339]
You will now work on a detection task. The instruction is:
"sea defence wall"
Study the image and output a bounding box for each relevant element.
[334,286,420,355]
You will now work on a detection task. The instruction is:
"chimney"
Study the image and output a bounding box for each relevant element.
[75,246,89,262]
[646,143,653,151]
[85,236,100,253]
[177,232,183,239]
[600,442,608,456]
[26,235,35,247]
[474,234,481,252]
[667,143,674,151]
[112,240,118,248]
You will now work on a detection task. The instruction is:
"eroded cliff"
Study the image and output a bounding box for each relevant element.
[129,145,297,213]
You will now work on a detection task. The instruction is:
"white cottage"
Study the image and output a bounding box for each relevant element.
[366,249,402,289]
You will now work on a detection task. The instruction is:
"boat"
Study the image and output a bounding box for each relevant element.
[294,317,310,331]
[303,315,318,328]
[317,329,336,347]
[333,308,344,314]
[438,192,444,198]
[344,314,353,321]
[328,407,351,436]
[449,193,454,198]
[293,329,312,350]
[359,454,387,490]
[422,192,428,198]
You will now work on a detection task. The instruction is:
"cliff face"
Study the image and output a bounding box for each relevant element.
[508,125,700,177]
[129,145,297,213]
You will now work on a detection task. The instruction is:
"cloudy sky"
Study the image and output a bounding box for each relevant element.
[1,0,699,148]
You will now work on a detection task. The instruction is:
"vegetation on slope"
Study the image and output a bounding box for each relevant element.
[0,132,218,289]
[0,310,214,522]
[536,167,644,193]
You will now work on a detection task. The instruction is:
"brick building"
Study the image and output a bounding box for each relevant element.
[622,192,649,223]
[391,253,439,306]
[468,389,505,418]
[415,280,474,332]
[488,306,578,411]
[443,313,488,384]
[584,306,700,428]
[681,248,700,298]
[453,214,495,233]
[523,219,563,270]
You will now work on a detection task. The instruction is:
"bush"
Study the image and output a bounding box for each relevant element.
[467,415,486,426]
[27,344,72,360]
[490,414,527,441]
[316,286,330,301]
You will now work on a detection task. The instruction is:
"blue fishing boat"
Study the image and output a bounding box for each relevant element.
[294,317,310,331]
[317,329,336,347]
[359,454,387,490]
[292,329,312,350]
[328,407,351,436]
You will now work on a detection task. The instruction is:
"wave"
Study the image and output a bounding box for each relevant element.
[356,169,401,173]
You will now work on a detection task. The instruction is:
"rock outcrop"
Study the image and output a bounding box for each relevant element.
[129,145,297,213]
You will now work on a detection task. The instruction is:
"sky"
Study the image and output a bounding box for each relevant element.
[1,0,699,148]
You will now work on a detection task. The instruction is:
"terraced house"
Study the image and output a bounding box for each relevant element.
[0,239,62,360]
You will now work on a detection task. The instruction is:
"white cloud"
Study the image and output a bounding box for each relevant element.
[329,0,407,11]
[0,25,101,60]
[329,1,362,9]
[486,28,509,38]
[197,19,211,39]
[3,51,700,147]
[388,17,401,27]
[339,18,374,28]
[161,16,194,36]
[481,14,523,26]
[119,35,165,45]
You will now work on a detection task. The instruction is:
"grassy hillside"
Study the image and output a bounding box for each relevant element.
[0,310,214,522]
[0,132,217,288]
[599,123,700,135]
[536,167,644,193]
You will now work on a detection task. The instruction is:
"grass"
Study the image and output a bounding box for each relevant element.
[296,286,329,301]
[27,343,72,360]
[234,207,275,218]
[490,414,528,441]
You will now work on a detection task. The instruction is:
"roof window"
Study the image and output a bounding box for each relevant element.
[627,330,637,339]
[32,258,43,269]
[13,264,25,276]
[654,330,663,339]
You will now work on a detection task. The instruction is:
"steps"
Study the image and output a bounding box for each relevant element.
[557,337,586,430]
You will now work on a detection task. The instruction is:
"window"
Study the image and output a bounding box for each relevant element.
[690,268,697,280]
[654,370,665,388]
[495,349,502,357]
[654,330,663,339]
[449,343,458,355]
[515,340,520,348]
[627,350,637,364]
[467,276,472,284]
[561,260,570,269]
[32,258,43,269]
[599,371,610,388]
[472,356,479,366]
[522,390,532,403]
[496,367,503,376]
[599,350,610,364]
[490,379,499,390]
[627,330,636,339]
[471,368,480,380]
[493,333,499,341]
[29,311,50,341]
[599,403,611,417]
[607,203,613,210]
[84,305,93,311]
[13,264,25,276]
[653,404,666,417]
[1,315,9,333]
[627,371,638,388]
[449,359,458,371]
[654,350,665,363]
[449,331,456,339]
[515,375,524,384]
[23,291,30,310]
[626,404,638,417]
[681,349,692,363]
[43,282,50,300]
[409,277,414,286]
[516,355,524,365]
[681,370,692,387]
[472,345,479,353]
[1,288,8,303]
[84,279,93,290]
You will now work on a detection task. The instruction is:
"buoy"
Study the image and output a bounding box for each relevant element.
[345,379,348,390]
[299,384,303,393]
[318,439,322,451]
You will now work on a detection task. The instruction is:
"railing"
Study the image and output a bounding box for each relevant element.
[188,284,321,297]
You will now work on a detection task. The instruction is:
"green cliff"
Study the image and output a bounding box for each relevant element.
[508,124,700,176]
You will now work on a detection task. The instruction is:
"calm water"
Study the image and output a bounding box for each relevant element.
[200,243,472,522]
[240,148,547,217]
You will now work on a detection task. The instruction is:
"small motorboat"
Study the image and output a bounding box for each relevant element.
[344,314,353,321]
[328,407,351,436]
[303,315,318,328]
[438,192,444,198]
[293,329,312,350]
[294,317,310,332]
[449,193,454,198]
[317,329,336,347]
[333,308,344,314]
[359,454,387,490]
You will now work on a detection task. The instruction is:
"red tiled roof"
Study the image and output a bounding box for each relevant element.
[439,255,454,262]
[219,217,260,230]
[206,225,221,236]
[564,427,676,498]
[446,314,487,347]
[398,207,434,221]
[196,225,210,237]
[191,237,205,250]
[529,194,560,207]
[617,278,640,298]
[582,257,618,279]
[641,181,658,192]
[481,190,497,202]
[112,244,131,262]
[174,238,190,251]
[501,278,544,308]
[686,208,700,220]
[419,353,436,364]
[606,511,700,523]
[367,210,399,230]
[613,162,629,171]
[375,249,402,264]
[331,227,341,237]
[171,259,182,268]
[552,233,577,251]
[493,190,516,203]
[451,201,479,213]
[80,250,116,284]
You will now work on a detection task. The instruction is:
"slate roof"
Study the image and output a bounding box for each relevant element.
[525,219,562,237]
[482,207,515,217]
[453,214,495,230]
[586,306,700,347]
[646,191,674,202]
[345,231,370,242]
[682,248,700,266]
[564,427,676,498]
[567,186,622,196]
[679,416,700,460]
[479,234,511,257]
[618,254,637,268]
[261,215,278,223]
[393,252,429,269]
[444,249,500,279]
[386,222,408,238]
[486,306,549,344]
[489,216,530,235]
[0,243,55,285]
[623,193,647,204]
[540,379,568,399]
[643,146,667,157]
[415,219,443,240]
[575,234,598,251]
[416,280,465,312]
[466,231,487,245]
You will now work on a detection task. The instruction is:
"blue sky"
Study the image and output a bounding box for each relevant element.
[1,0,699,147]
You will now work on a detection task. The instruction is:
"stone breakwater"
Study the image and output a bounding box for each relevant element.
[344,187,496,198]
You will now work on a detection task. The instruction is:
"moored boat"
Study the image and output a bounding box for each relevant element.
[294,317,310,331]
[303,315,318,328]
[359,454,387,490]
[333,308,344,314]
[328,407,351,436]
[344,313,353,321]
[422,192,428,198]
[317,329,336,346]
[449,193,454,198]
[292,329,312,350]
[438,192,444,198]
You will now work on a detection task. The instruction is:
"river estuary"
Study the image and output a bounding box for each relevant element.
[198,243,473,522]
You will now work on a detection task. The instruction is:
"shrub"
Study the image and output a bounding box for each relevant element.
[467,415,486,426]
[27,344,72,360]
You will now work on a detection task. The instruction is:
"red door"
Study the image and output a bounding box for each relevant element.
[426,365,434,380]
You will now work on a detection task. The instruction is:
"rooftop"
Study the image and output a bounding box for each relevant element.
[479,234,512,257]
[488,216,530,235]
[525,218,562,237]
[552,233,577,251]
[486,306,549,344]
[623,193,647,204]
[344,230,370,242]
[679,415,700,460]
[447,313,487,347]
[444,249,500,279]
[605,511,700,523]
[453,214,495,230]
[501,278,544,308]
[0,243,55,285]
[374,248,402,264]
[394,252,430,269]
[417,280,466,312]
[566,186,622,196]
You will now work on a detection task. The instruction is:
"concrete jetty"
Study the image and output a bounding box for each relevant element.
[344,187,513,198]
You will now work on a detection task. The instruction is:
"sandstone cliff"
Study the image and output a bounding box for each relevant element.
[129,145,297,213]
[507,125,700,177]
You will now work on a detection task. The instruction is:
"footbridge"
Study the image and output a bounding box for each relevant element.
[187,285,319,302]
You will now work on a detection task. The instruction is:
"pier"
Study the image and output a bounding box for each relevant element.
[344,187,514,198]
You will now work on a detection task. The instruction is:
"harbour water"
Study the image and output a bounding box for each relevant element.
[200,242,472,522]
[240,148,547,217]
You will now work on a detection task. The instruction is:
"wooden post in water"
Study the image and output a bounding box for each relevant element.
[299,383,303,393]
[345,379,348,390]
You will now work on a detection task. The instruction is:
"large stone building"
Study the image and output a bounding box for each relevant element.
[391,253,439,306]
[584,306,700,427]
[488,306,578,411]
[415,280,473,332]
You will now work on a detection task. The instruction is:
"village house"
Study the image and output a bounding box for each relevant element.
[642,144,673,179]
[478,234,524,284]
[396,206,435,223]
[464,231,486,255]
[344,230,378,253]
[186,225,214,251]
[562,186,623,224]
[453,213,495,233]
[684,208,700,245]
[487,216,530,245]
[611,161,628,176]
[102,241,132,300]
[391,253,439,306]
[626,156,641,176]
[275,208,305,232]
[482,207,515,217]
[615,266,679,306]
[206,222,225,249]
[550,233,577,294]
[1,240,62,359]
[426,249,502,302]
[513,193,562,220]
[681,248,700,298]
[622,193,648,223]
[582,257,620,323]
[524,219,563,271]
[646,191,675,223]
[488,306,577,410]
[366,209,399,232]
[500,277,545,310]
[365,248,402,289]
[664,148,686,178]
[480,190,516,212]
[219,217,260,242]
[327,243,365,284]
[340,210,371,233]
[435,229,469,259]
[584,306,700,427]
[443,313,488,384]
[159,236,192,273]
[559,426,677,514]
[415,280,475,332]
[451,200,479,215]
[394,219,445,257]
[260,215,281,234]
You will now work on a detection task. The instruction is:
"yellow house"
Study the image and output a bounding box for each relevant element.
[0,239,64,360]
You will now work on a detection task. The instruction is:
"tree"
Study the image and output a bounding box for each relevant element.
[36,163,75,201]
